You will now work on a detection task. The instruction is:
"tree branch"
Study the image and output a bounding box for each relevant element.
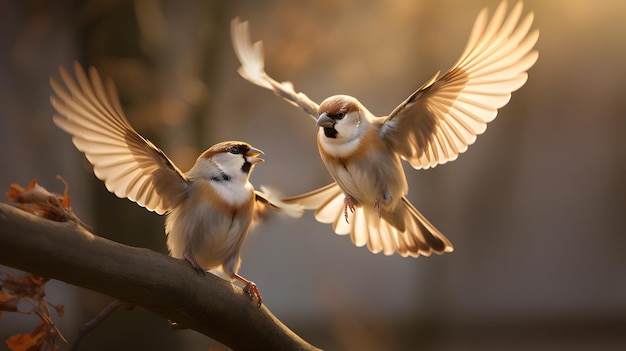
[0,203,321,351]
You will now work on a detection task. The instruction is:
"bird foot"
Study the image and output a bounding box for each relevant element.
[343,196,357,223]
[373,198,386,218]
[183,251,207,276]
[234,274,263,307]
[243,282,262,308]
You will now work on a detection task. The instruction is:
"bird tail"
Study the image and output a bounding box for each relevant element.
[398,197,454,257]
[282,183,454,258]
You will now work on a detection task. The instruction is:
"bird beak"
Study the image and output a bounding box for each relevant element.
[316,113,335,128]
[245,147,265,165]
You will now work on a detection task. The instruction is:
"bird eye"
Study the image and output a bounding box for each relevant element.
[336,112,345,120]
[229,146,241,154]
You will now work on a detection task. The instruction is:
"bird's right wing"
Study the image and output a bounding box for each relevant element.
[231,18,320,121]
[51,62,189,214]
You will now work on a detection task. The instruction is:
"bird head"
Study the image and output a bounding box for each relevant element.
[316,95,367,142]
[191,141,264,182]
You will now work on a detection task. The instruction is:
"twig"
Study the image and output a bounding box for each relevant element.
[69,300,133,351]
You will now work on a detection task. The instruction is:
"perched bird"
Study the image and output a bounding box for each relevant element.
[231,1,539,258]
[50,62,302,306]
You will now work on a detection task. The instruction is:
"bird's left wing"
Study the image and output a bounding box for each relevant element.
[253,187,305,222]
[381,1,539,169]
[231,18,320,121]
[51,62,189,214]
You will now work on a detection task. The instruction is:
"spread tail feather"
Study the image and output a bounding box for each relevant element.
[283,183,454,257]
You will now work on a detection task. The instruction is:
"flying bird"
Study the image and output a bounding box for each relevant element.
[231,1,539,258]
[50,62,302,306]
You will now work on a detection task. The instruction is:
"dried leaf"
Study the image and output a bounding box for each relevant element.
[5,331,44,351]
[1,272,65,350]
[6,177,83,225]
[1,273,48,300]
[0,291,19,312]
[0,291,16,303]
[57,175,71,209]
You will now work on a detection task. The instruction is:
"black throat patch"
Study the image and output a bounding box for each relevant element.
[241,161,252,173]
[323,127,338,138]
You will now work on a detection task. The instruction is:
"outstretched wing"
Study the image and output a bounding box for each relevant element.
[231,17,320,121]
[51,62,189,214]
[382,1,539,169]
[254,187,305,222]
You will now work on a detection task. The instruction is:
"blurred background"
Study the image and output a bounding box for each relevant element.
[1,0,626,350]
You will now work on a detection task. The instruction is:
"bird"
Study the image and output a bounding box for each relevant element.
[50,62,303,306]
[230,0,539,258]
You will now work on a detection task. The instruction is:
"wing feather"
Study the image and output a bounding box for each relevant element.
[51,62,188,214]
[230,18,320,120]
[254,187,305,220]
[382,1,539,169]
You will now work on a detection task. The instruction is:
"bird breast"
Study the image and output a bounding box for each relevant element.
[165,179,255,270]
[318,127,408,209]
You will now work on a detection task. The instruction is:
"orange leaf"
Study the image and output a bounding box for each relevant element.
[0,291,19,312]
[6,183,26,202]
[1,273,47,300]
[0,291,15,302]
[26,274,48,287]
[56,175,71,208]
[5,332,44,351]
[5,178,83,225]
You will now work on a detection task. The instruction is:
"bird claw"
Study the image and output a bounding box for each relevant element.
[343,196,357,223]
[234,273,263,307]
[183,251,207,275]
[243,281,263,308]
[184,253,263,307]
[373,198,385,218]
